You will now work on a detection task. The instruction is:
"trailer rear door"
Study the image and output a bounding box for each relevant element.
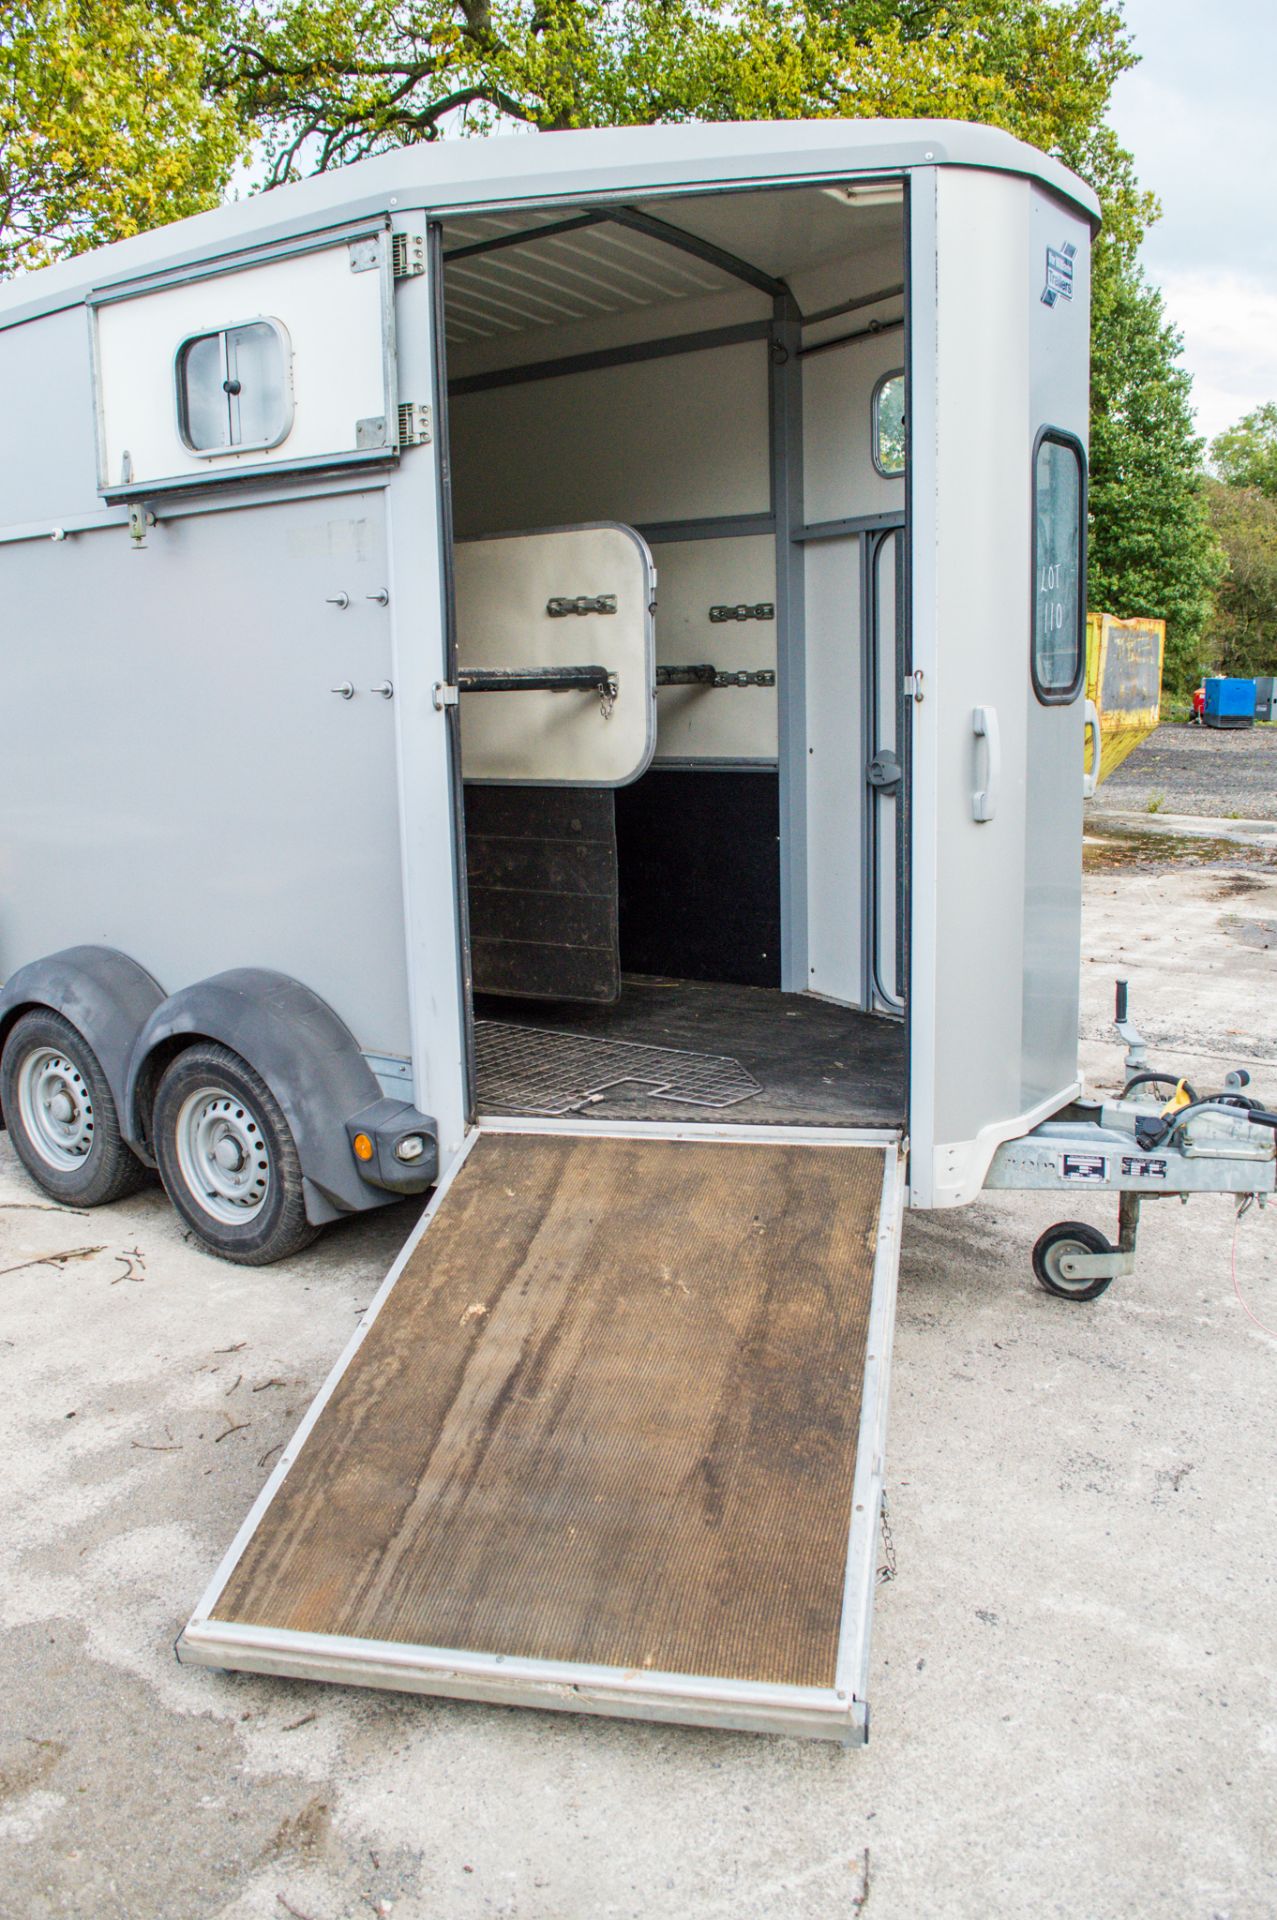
[180,1124,904,1743]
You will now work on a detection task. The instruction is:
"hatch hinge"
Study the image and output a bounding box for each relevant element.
[392,232,427,281]
[398,402,433,448]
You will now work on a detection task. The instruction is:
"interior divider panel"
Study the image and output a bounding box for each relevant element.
[209,1133,886,1691]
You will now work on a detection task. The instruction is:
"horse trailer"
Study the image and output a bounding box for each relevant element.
[2,120,1272,1742]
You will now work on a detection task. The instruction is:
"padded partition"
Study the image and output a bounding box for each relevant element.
[455,526,656,786]
[615,768,780,988]
[650,536,778,763]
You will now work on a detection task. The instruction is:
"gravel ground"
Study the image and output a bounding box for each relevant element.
[1090,722,1277,820]
[2,856,1276,1920]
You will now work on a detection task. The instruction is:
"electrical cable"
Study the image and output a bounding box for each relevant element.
[1231,1210,1277,1340]
[1123,1070,1200,1104]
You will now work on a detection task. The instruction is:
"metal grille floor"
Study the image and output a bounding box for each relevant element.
[474,1019,761,1116]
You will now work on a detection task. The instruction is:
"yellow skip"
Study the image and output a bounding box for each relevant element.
[1084,612,1166,788]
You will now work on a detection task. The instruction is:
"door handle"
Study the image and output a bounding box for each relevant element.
[972,706,1000,823]
[1082,698,1102,799]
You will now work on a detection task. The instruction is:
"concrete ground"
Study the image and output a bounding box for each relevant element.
[1091,721,1277,821]
[4,851,1277,1920]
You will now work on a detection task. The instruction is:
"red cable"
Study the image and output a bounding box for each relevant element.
[1231,1210,1277,1339]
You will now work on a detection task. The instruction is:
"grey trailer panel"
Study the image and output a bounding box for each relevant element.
[0,488,414,1063]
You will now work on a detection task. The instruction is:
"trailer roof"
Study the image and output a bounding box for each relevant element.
[0,119,1099,331]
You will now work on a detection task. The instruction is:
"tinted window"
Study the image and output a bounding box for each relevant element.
[1033,433,1085,701]
[873,371,905,476]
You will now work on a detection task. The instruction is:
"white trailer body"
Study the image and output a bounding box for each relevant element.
[3,122,1270,1740]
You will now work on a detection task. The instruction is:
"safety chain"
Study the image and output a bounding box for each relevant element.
[599,673,618,721]
[876,1488,897,1586]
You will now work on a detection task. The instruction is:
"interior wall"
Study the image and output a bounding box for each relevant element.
[648,535,777,764]
[802,329,906,526]
[449,340,770,537]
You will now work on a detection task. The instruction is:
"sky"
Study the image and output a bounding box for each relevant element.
[1109,0,1277,448]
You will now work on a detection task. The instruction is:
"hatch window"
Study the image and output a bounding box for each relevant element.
[175,319,293,456]
[1032,429,1086,703]
[872,370,906,477]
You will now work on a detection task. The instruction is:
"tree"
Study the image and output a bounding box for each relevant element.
[1087,258,1222,692]
[1211,404,1277,500]
[1203,482,1277,680]
[209,0,1149,204]
[0,0,246,277]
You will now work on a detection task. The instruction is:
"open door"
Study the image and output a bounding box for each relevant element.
[454,523,656,1003]
[907,170,1091,1205]
[180,1124,904,1743]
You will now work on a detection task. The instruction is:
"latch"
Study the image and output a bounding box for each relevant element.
[709,603,775,623]
[656,665,776,689]
[547,595,616,618]
[866,749,902,790]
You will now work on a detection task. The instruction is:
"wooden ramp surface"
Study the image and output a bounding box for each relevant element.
[213,1133,885,1691]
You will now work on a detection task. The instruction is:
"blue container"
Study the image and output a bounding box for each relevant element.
[1203,677,1257,727]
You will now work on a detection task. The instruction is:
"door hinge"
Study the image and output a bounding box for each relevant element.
[398,402,433,448]
[432,682,460,710]
[392,232,426,280]
[904,669,925,704]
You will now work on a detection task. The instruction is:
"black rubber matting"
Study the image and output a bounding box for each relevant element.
[474,975,906,1127]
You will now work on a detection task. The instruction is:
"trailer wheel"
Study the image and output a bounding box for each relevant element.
[152,1043,317,1266]
[1031,1221,1114,1302]
[0,1008,148,1207]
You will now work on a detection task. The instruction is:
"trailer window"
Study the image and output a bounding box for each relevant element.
[176,320,293,456]
[872,371,905,477]
[1032,430,1086,703]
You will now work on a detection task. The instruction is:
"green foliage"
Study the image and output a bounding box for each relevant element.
[1210,404,1277,500]
[0,0,247,276]
[206,0,1151,230]
[1086,255,1222,693]
[1204,480,1277,680]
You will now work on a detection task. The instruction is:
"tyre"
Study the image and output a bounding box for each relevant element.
[1031,1220,1114,1302]
[0,1007,149,1208]
[152,1042,317,1266]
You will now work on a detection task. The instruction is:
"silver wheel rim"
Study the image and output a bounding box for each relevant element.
[1044,1239,1093,1293]
[174,1085,271,1226]
[17,1047,95,1171]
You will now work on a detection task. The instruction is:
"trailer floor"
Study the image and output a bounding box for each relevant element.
[204,1133,885,1691]
[473,975,906,1127]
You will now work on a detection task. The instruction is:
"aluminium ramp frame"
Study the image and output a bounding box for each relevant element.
[179,1121,905,1743]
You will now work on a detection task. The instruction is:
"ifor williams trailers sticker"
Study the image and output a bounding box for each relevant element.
[1042,241,1077,307]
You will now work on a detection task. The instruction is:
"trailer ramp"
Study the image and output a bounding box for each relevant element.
[180,1125,904,1743]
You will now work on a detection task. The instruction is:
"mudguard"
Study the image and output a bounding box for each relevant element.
[0,946,165,1136]
[126,969,433,1224]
